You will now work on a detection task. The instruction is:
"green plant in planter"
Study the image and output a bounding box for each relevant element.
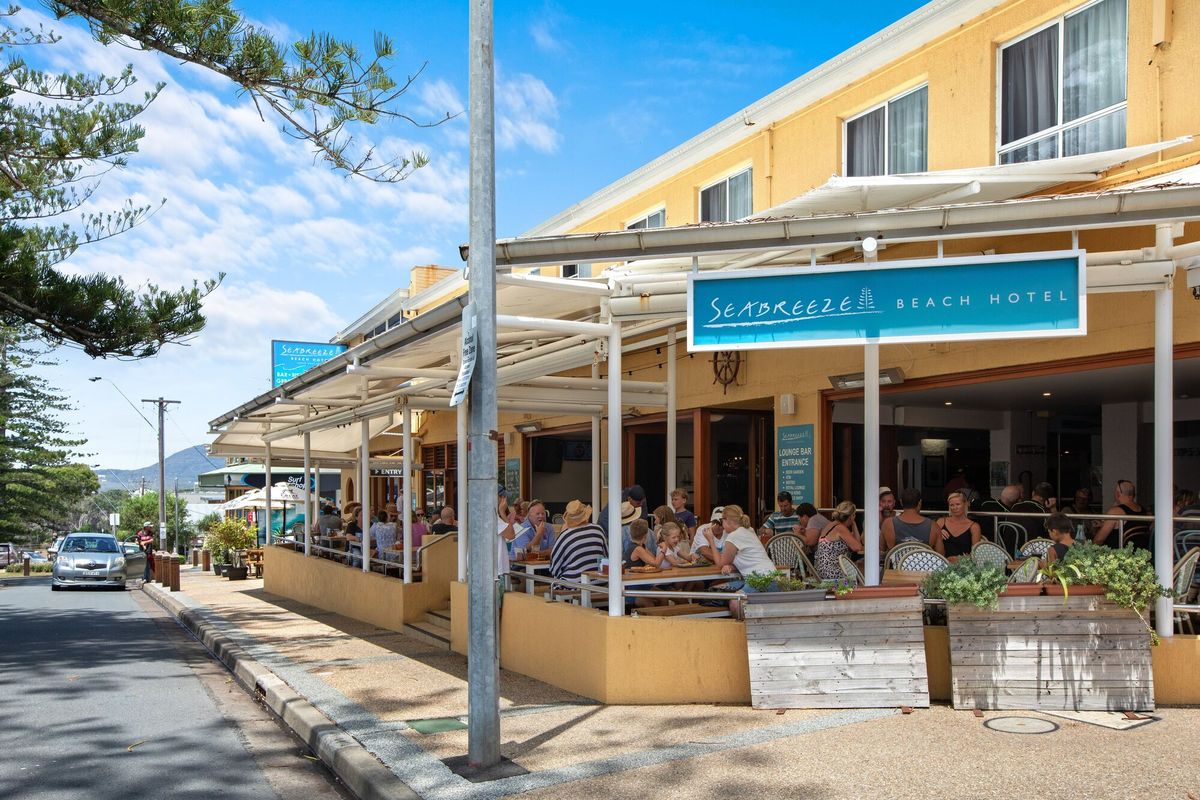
[1038,560,1083,601]
[921,557,1007,610]
[1061,542,1172,644]
[775,576,807,592]
[744,570,784,592]
[203,518,256,567]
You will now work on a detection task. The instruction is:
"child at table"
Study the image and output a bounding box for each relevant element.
[623,519,659,569]
[657,522,696,567]
[1042,512,1076,565]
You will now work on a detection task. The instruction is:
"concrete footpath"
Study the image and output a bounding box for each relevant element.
[143,567,1200,800]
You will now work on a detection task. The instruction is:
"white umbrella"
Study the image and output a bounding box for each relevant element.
[217,483,307,538]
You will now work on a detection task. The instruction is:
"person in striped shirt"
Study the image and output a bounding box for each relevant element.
[550,499,607,581]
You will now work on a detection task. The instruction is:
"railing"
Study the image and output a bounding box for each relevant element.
[278,533,452,578]
[504,568,745,614]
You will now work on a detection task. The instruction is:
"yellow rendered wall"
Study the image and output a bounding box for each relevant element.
[497,592,750,704]
[1151,634,1200,705]
[262,538,457,629]
[450,579,468,655]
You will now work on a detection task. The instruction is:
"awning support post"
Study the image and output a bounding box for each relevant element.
[607,305,624,616]
[403,406,414,584]
[863,343,881,586]
[264,441,273,546]
[457,396,468,583]
[666,327,677,505]
[361,420,371,574]
[1154,223,1175,639]
[303,431,312,556]
[592,362,602,521]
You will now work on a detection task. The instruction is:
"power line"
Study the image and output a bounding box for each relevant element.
[89,377,157,433]
[163,407,222,469]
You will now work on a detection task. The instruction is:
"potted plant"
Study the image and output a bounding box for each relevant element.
[742,571,829,604]
[921,558,1010,608]
[203,518,256,581]
[1059,542,1172,644]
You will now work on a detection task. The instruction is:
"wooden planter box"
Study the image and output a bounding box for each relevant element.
[948,595,1154,711]
[744,593,929,709]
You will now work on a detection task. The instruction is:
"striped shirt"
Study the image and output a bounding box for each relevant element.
[551,523,608,580]
[763,512,800,535]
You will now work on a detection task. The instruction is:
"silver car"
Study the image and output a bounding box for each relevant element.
[51,533,143,591]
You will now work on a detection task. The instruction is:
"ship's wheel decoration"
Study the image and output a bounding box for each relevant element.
[712,350,742,394]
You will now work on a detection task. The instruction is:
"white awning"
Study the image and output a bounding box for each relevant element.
[756,138,1192,218]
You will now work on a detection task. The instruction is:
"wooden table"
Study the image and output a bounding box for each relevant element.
[880,568,930,586]
[511,558,553,594]
[579,565,728,608]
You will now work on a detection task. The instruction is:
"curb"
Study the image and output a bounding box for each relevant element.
[142,582,418,800]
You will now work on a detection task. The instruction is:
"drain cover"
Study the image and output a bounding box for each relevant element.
[984,716,1059,734]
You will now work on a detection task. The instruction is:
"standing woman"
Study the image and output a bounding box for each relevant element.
[934,490,981,559]
[814,501,863,580]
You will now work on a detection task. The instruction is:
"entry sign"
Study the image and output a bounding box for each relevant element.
[272,341,348,387]
[450,302,478,408]
[687,251,1086,351]
[777,424,814,503]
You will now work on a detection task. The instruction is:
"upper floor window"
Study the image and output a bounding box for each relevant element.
[561,263,592,278]
[845,85,928,177]
[627,209,666,230]
[999,0,1127,164]
[700,169,752,222]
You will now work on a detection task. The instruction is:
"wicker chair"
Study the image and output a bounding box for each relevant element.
[838,554,864,587]
[896,549,950,573]
[971,540,1010,572]
[885,542,933,570]
[1008,557,1040,584]
[1019,537,1055,558]
[1173,547,1200,634]
[766,534,808,578]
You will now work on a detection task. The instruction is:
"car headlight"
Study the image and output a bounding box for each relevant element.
[56,555,71,565]
[113,557,126,569]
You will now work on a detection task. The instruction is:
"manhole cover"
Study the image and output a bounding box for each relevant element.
[984,716,1059,734]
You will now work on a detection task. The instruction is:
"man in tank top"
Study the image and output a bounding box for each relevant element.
[1094,480,1145,547]
[881,487,935,550]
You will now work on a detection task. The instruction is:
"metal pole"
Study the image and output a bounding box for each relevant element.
[303,432,312,556]
[666,327,677,505]
[863,344,881,586]
[1154,223,1175,639]
[467,0,500,767]
[607,309,624,617]
[361,421,371,574]
[457,398,468,582]
[403,406,414,584]
[591,362,601,520]
[173,478,180,555]
[264,441,273,546]
[141,397,179,550]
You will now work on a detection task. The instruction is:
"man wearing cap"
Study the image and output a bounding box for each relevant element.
[692,507,727,564]
[550,500,607,581]
[759,491,800,543]
[137,522,156,581]
[879,487,896,525]
[599,484,647,536]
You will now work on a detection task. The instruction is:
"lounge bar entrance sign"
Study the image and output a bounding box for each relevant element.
[777,424,814,504]
[272,340,348,387]
[687,251,1086,351]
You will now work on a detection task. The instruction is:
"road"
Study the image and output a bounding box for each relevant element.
[0,578,349,800]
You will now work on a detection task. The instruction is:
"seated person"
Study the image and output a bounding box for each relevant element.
[623,519,658,568]
[716,504,779,616]
[882,488,934,550]
[411,508,428,549]
[669,488,697,539]
[691,507,726,564]
[1042,512,1075,565]
[933,490,981,559]
[656,522,697,568]
[814,501,863,581]
[759,491,800,543]
[511,499,555,557]
[430,505,458,535]
[550,500,607,581]
[795,502,830,552]
[369,510,397,563]
[317,504,342,535]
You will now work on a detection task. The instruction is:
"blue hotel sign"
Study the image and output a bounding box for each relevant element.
[271,340,348,387]
[687,251,1086,351]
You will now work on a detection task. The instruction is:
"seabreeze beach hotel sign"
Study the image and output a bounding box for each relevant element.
[687,251,1086,351]
[272,340,349,387]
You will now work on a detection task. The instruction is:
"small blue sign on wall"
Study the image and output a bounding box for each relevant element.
[688,251,1086,351]
[777,424,814,504]
[272,340,348,387]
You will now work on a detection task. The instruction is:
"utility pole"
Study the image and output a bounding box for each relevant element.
[466,0,499,770]
[142,397,180,550]
[173,478,181,555]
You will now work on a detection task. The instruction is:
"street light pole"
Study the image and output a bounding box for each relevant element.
[142,397,180,550]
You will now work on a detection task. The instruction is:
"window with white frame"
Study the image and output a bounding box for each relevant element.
[999,0,1127,164]
[699,169,751,222]
[561,263,592,278]
[626,209,666,230]
[844,85,928,177]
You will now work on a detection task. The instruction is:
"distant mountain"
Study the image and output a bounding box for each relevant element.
[97,448,225,492]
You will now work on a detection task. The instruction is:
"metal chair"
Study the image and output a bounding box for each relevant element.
[1008,557,1040,584]
[1120,526,1150,550]
[996,521,1028,555]
[897,549,950,573]
[971,540,1010,572]
[1173,547,1200,634]
[766,534,808,578]
[551,513,565,525]
[885,542,932,570]
[1019,537,1055,558]
[838,554,864,587]
[799,549,820,581]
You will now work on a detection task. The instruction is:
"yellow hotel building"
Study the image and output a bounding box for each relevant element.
[209,0,1200,701]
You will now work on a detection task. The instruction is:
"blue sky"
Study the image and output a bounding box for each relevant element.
[22,0,925,470]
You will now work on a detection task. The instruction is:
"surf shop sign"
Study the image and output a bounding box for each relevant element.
[687,251,1086,351]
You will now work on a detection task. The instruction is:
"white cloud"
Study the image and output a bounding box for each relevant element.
[530,19,563,54]
[496,72,560,153]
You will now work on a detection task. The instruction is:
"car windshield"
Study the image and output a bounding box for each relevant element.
[64,537,119,553]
